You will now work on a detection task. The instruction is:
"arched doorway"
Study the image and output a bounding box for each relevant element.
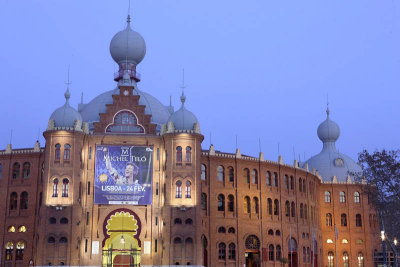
[202,236,208,267]
[245,235,260,267]
[102,209,142,267]
[288,238,298,267]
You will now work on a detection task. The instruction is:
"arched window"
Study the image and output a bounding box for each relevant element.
[244,196,250,214]
[274,199,279,215]
[252,197,259,214]
[300,203,303,218]
[5,241,14,261]
[228,243,236,260]
[218,226,226,233]
[228,227,235,234]
[343,251,349,267]
[325,191,331,203]
[326,213,333,226]
[176,180,182,198]
[276,230,281,236]
[273,172,278,187]
[185,218,193,225]
[185,181,191,198]
[284,175,289,189]
[228,166,234,182]
[267,198,272,215]
[201,164,207,181]
[304,204,308,220]
[10,192,18,210]
[59,237,68,243]
[266,171,271,186]
[299,179,302,192]
[185,146,191,162]
[7,226,15,232]
[23,162,30,178]
[245,235,260,251]
[268,244,274,261]
[173,237,182,244]
[340,191,346,203]
[15,241,24,260]
[218,194,225,211]
[268,229,274,235]
[307,247,310,263]
[105,111,145,133]
[174,218,182,225]
[251,169,258,184]
[356,214,362,227]
[228,195,234,212]
[52,178,59,197]
[276,245,282,260]
[60,218,69,224]
[176,146,182,162]
[244,168,250,184]
[218,243,226,260]
[303,247,306,263]
[217,166,225,182]
[47,237,56,243]
[64,144,71,160]
[354,191,360,203]
[201,193,207,211]
[0,163,2,179]
[12,162,20,179]
[55,143,61,160]
[62,179,69,197]
[328,251,334,267]
[357,252,364,267]
[341,214,347,226]
[20,192,28,210]
[291,202,295,217]
[290,176,294,190]
[49,217,56,224]
[285,201,290,217]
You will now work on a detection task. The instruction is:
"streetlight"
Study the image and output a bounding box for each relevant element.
[381,231,386,241]
[394,238,398,246]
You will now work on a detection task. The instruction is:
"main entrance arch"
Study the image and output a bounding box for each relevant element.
[288,238,298,267]
[245,235,260,267]
[102,209,142,267]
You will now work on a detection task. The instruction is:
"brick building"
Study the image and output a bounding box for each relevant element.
[0,14,380,267]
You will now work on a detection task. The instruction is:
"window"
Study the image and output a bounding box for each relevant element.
[340,191,346,203]
[228,243,236,260]
[0,163,2,179]
[88,181,91,195]
[176,180,182,198]
[10,192,18,210]
[64,144,71,160]
[244,196,250,214]
[303,247,306,263]
[218,226,226,233]
[185,146,191,162]
[174,218,182,225]
[290,176,294,190]
[268,229,274,235]
[228,166,234,182]
[273,172,278,187]
[354,191,360,203]
[307,247,310,263]
[49,217,56,224]
[176,146,182,162]
[5,241,13,261]
[12,162,20,179]
[357,252,364,267]
[300,203,303,218]
[299,179,302,192]
[328,251,334,267]
[55,143,61,160]
[357,239,363,244]
[218,194,225,211]
[244,168,250,184]
[284,175,289,189]
[326,213,332,226]
[20,192,28,209]
[60,218,68,224]
[185,181,191,198]
[59,237,68,243]
[303,180,306,193]
[274,199,279,215]
[342,239,348,244]
[266,171,271,185]
[343,252,349,267]
[201,164,207,181]
[251,169,258,184]
[275,230,281,236]
[285,201,290,217]
[106,110,145,133]
[228,195,234,212]
[23,162,30,178]
[217,166,225,182]
[173,237,182,244]
[325,191,331,203]
[8,226,16,232]
[276,245,282,260]
[267,198,272,215]
[62,179,69,197]
[228,227,235,234]
[291,202,295,217]
[218,243,226,260]
[245,235,260,250]
[201,193,207,211]
[356,214,362,227]
[185,218,193,225]
[48,237,55,243]
[252,197,259,214]
[341,214,347,226]
[53,179,59,197]
[268,244,274,261]
[327,239,333,244]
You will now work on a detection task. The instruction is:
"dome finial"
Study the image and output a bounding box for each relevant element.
[64,65,72,103]
[180,91,186,106]
[180,68,186,106]
[127,0,131,25]
[127,14,131,25]
[326,93,330,118]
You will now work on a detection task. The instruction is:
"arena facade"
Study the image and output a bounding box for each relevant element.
[0,14,380,267]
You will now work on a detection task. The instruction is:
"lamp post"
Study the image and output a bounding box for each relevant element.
[380,230,399,267]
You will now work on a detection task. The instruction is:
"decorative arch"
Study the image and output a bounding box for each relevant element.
[105,109,145,134]
[244,234,260,252]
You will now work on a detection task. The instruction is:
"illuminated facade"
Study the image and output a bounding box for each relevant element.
[0,14,380,267]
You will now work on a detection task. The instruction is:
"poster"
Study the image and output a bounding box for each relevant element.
[94,145,153,205]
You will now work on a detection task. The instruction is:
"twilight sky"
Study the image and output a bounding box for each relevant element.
[0,0,399,164]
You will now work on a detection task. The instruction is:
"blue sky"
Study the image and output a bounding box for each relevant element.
[0,0,399,163]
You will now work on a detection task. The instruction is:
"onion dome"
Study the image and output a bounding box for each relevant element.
[50,89,82,127]
[167,92,199,131]
[303,107,361,182]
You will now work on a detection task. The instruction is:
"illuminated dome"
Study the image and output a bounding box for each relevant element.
[50,89,82,127]
[167,93,198,131]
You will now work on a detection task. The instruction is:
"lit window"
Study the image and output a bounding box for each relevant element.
[185,146,191,162]
[327,239,333,244]
[328,251,334,267]
[357,252,364,267]
[343,252,349,267]
[357,239,363,244]
[342,239,349,244]
[55,143,61,160]
[5,241,14,261]
[7,226,15,232]
[17,226,26,232]
[63,144,71,160]
[53,179,59,197]
[325,191,331,203]
[175,181,182,198]
[185,181,191,198]
[354,192,360,203]
[340,191,346,203]
[16,241,25,260]
[62,179,69,197]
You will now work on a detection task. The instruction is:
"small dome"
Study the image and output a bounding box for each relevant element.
[167,93,198,131]
[50,89,82,127]
[317,108,340,142]
[110,16,146,65]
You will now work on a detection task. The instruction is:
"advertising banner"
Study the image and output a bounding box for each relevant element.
[94,145,153,205]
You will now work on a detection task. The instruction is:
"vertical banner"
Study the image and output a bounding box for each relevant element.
[94,145,153,205]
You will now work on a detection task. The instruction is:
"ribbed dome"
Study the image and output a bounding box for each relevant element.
[50,89,82,127]
[109,16,146,65]
[167,93,198,131]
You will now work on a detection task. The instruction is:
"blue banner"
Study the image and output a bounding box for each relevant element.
[94,145,153,205]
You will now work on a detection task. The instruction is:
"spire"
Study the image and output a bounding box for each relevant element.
[326,94,330,118]
[180,69,186,107]
[64,65,71,104]
[127,0,131,26]
[180,91,186,107]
